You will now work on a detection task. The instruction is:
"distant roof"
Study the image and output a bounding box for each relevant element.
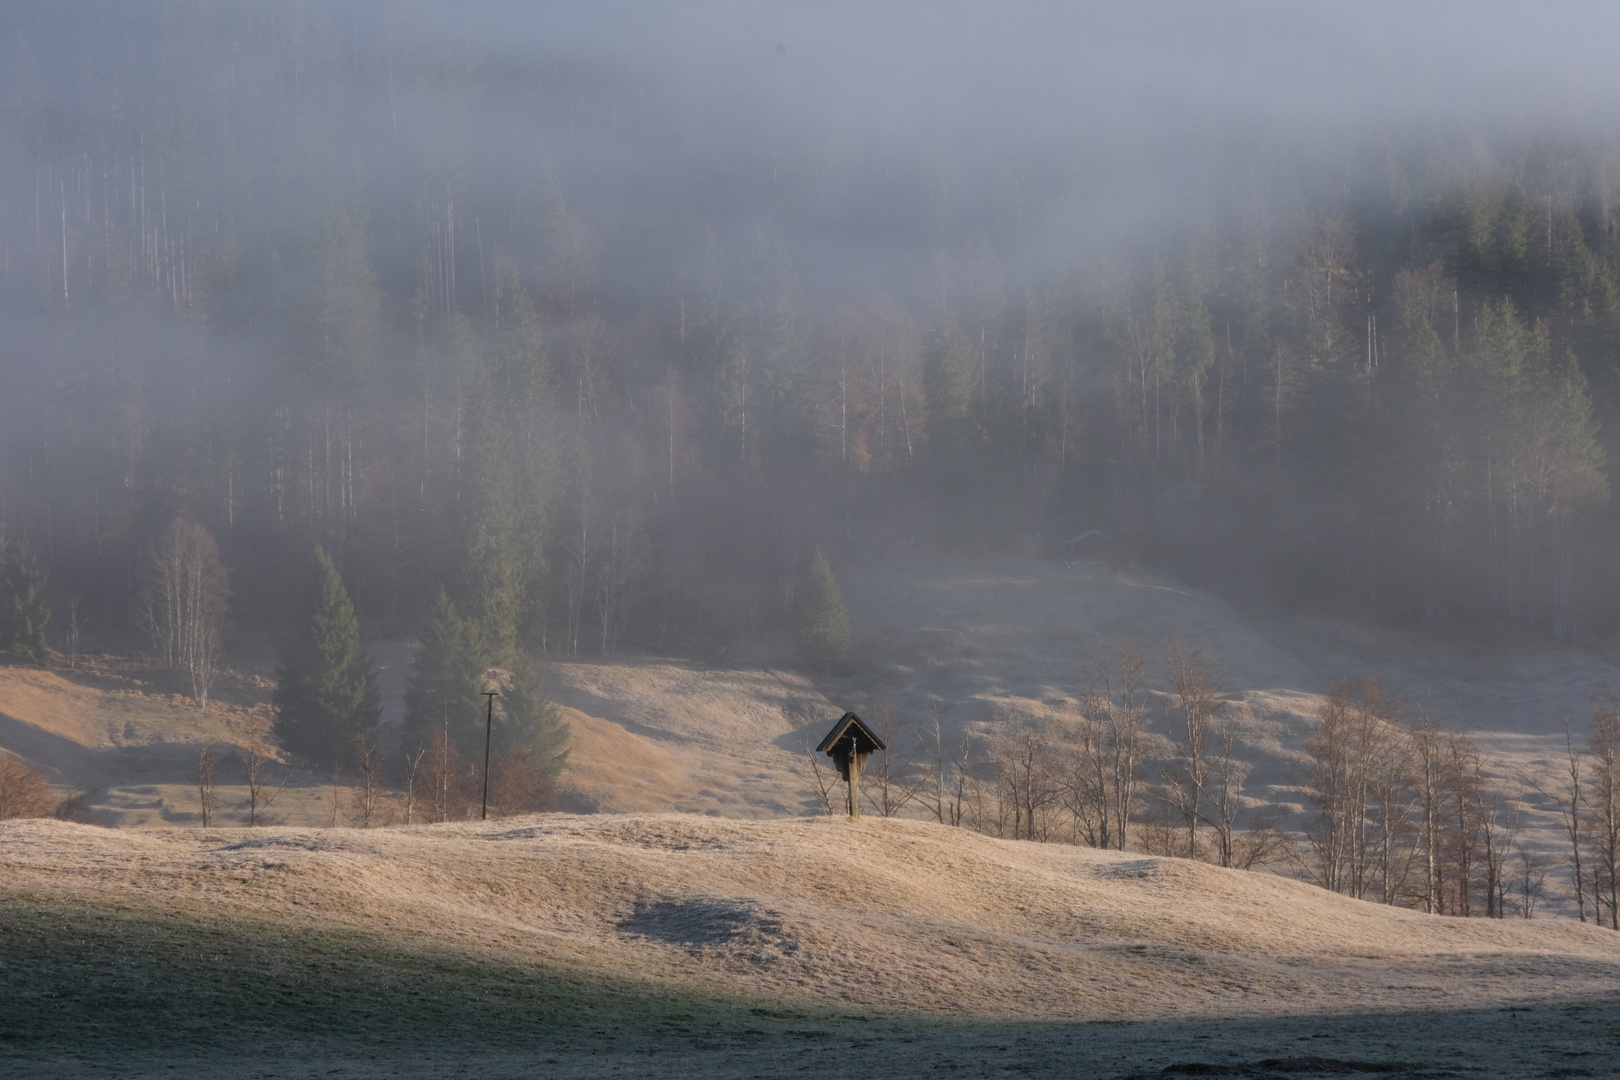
[816,712,887,755]
[1063,529,1114,546]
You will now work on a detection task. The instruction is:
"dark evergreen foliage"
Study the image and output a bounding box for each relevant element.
[498,655,571,789]
[0,6,1618,652]
[0,536,50,667]
[796,551,851,673]
[402,589,569,800]
[272,550,380,767]
[401,591,490,760]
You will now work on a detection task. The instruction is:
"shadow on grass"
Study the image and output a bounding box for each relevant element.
[0,892,826,1062]
[4,891,1618,1079]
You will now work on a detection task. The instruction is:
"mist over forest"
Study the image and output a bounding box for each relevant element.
[6,0,1620,661]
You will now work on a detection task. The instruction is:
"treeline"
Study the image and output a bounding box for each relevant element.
[1300,681,1620,927]
[2,4,1619,667]
[835,647,1615,923]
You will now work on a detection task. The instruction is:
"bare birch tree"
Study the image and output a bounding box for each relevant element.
[1410,711,1447,913]
[350,733,386,828]
[139,518,229,706]
[1561,720,1590,922]
[1211,709,1248,868]
[402,745,427,825]
[916,700,971,827]
[1166,640,1222,860]
[1446,732,1483,917]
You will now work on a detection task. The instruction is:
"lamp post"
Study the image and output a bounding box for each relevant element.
[480,691,498,821]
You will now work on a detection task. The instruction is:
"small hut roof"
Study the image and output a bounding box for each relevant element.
[816,712,887,755]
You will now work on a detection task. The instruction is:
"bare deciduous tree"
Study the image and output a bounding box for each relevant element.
[1517,845,1550,918]
[1475,767,1516,919]
[1166,639,1222,860]
[1588,696,1620,929]
[349,734,385,828]
[1072,644,1146,851]
[1303,679,1406,900]
[803,738,837,815]
[1411,711,1447,913]
[1445,732,1483,917]
[915,699,974,828]
[424,719,465,823]
[992,721,1058,842]
[1211,708,1249,868]
[139,518,229,707]
[402,746,427,825]
[191,744,218,828]
[862,701,922,818]
[240,741,285,827]
[1056,707,1109,847]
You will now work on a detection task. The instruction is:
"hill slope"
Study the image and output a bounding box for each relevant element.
[6,813,1617,1020]
[6,554,1620,841]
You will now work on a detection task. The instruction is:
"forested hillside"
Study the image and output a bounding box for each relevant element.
[2,2,1618,655]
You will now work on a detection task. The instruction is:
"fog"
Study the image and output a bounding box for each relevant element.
[4,0,1620,665]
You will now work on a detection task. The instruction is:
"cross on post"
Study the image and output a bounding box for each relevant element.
[816,712,886,819]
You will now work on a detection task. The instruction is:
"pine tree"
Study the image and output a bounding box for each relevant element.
[272,549,379,767]
[499,657,568,766]
[491,654,570,808]
[455,275,556,660]
[796,550,851,673]
[1,536,50,667]
[401,590,489,760]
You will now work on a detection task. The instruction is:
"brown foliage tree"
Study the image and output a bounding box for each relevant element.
[0,754,54,819]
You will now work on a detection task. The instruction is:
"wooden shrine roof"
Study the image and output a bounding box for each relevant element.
[816,711,886,755]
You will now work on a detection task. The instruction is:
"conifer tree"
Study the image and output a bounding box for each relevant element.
[272,549,379,766]
[495,654,571,796]
[455,274,555,660]
[796,550,851,672]
[1,535,50,666]
[401,590,489,759]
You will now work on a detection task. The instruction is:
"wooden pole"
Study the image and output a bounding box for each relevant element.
[848,748,861,820]
[481,691,498,821]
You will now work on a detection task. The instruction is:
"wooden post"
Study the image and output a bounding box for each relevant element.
[480,691,498,821]
[817,713,884,823]
[848,750,861,819]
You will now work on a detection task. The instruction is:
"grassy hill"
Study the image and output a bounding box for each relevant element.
[6,554,1620,864]
[4,813,1619,1078]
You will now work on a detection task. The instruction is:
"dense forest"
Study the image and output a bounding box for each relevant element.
[1,1,1619,666]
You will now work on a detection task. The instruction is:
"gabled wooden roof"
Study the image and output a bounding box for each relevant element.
[816,711,886,755]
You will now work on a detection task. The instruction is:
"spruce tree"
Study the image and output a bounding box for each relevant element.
[796,550,851,673]
[498,654,570,784]
[401,590,489,760]
[272,549,379,767]
[1,536,50,666]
